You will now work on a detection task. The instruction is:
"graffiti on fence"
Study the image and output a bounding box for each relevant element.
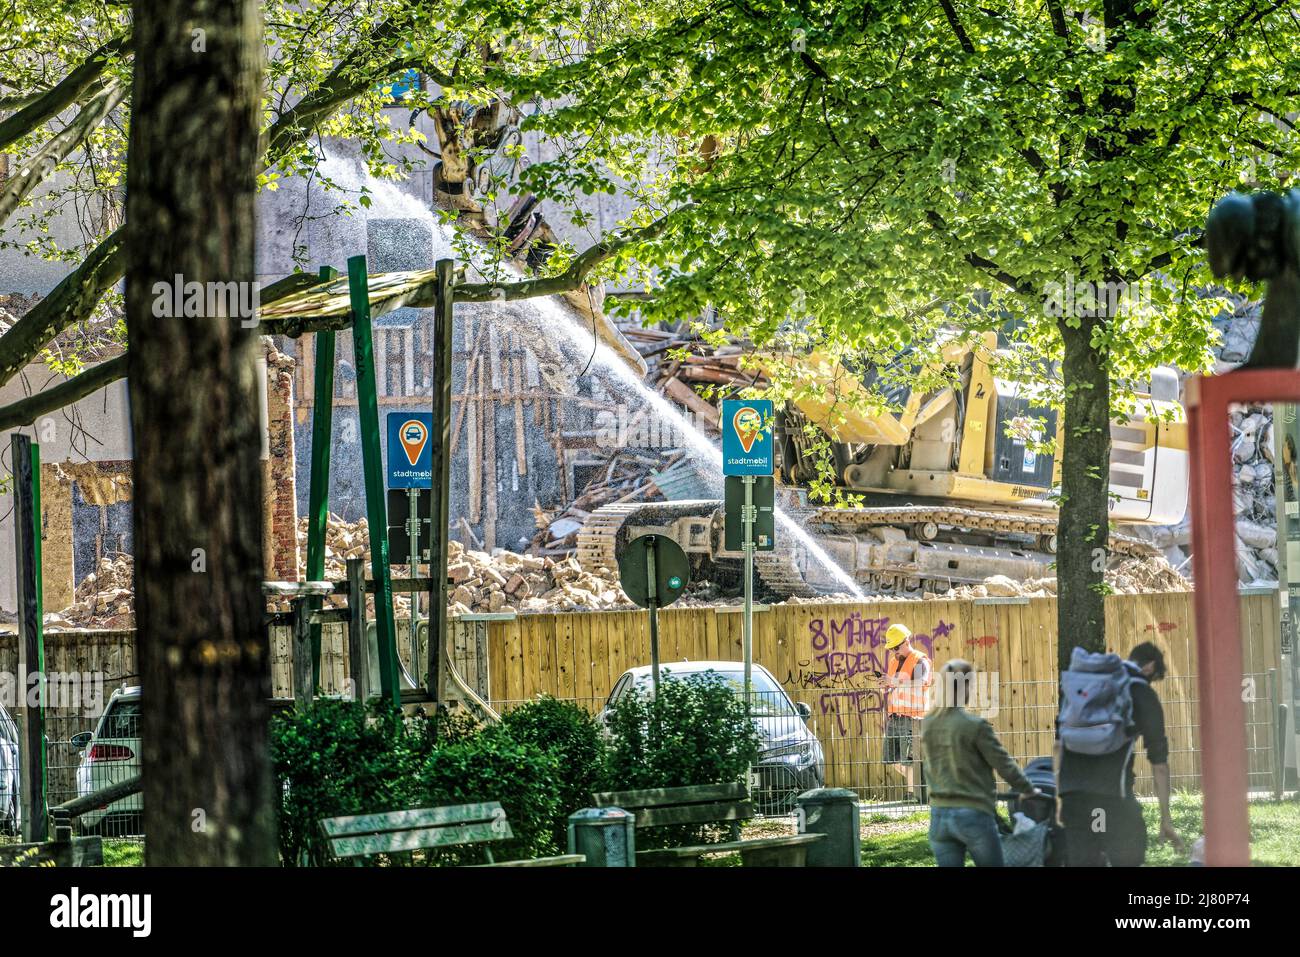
[1144,621,1177,634]
[786,614,956,735]
[967,635,999,648]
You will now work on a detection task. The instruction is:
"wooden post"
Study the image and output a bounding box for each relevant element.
[347,558,370,702]
[10,433,46,843]
[428,259,455,704]
[347,255,400,704]
[306,265,339,688]
[292,598,313,711]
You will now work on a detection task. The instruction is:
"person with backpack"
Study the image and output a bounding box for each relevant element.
[922,659,1042,866]
[1056,641,1185,866]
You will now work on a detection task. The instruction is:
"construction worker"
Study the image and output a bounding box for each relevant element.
[879,623,933,803]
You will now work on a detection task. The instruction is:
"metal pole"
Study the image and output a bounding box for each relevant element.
[347,254,401,705]
[1186,374,1252,865]
[742,474,754,705]
[647,536,660,698]
[408,486,419,680]
[428,259,454,705]
[305,265,338,690]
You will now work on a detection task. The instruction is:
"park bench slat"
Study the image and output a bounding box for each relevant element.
[322,802,504,836]
[473,854,587,868]
[637,833,822,863]
[632,799,754,828]
[330,820,512,857]
[593,782,746,808]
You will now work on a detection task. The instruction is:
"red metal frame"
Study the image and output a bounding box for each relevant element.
[1187,370,1300,866]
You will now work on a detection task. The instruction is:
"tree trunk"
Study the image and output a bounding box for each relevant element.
[1056,313,1111,672]
[125,0,274,864]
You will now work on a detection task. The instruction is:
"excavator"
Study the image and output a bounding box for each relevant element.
[576,331,1189,597]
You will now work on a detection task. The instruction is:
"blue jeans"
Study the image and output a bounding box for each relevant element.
[929,806,1005,867]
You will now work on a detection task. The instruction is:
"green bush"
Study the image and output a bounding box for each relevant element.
[501,696,605,845]
[413,725,562,864]
[271,699,429,866]
[601,670,761,847]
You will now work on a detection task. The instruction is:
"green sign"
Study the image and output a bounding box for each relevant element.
[617,534,691,608]
[724,475,776,551]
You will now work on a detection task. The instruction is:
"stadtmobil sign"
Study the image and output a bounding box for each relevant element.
[386,412,433,488]
[721,398,774,476]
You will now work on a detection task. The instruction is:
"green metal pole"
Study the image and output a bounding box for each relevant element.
[347,255,401,705]
[305,265,339,691]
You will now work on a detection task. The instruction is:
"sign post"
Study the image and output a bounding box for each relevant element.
[721,399,775,704]
[387,411,434,682]
[617,534,690,699]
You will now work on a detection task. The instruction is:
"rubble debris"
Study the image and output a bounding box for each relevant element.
[938,555,1193,600]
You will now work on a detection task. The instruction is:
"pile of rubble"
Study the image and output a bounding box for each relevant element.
[938,555,1193,600]
[287,516,636,614]
[445,541,633,614]
[47,554,135,629]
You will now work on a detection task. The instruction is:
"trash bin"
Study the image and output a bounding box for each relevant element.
[567,807,636,867]
[796,788,860,867]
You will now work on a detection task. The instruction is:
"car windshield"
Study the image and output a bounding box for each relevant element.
[644,668,797,717]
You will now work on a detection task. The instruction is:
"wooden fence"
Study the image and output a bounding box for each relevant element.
[460,591,1284,800]
[0,590,1285,804]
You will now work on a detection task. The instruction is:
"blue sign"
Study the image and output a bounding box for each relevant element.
[386,412,433,488]
[721,399,774,476]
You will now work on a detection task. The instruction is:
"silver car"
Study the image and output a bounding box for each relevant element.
[597,661,825,812]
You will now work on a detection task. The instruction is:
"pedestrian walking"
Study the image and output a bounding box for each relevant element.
[922,659,1040,867]
[1056,642,1185,866]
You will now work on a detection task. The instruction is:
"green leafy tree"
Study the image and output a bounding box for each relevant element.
[512,0,1300,664]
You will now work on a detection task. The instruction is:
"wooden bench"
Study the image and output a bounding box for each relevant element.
[592,782,822,867]
[319,801,585,867]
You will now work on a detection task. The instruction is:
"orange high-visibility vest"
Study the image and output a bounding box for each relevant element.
[886,650,932,718]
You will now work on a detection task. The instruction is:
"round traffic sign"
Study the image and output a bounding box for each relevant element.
[617,534,691,609]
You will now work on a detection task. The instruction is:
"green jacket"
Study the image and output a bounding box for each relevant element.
[921,707,1033,816]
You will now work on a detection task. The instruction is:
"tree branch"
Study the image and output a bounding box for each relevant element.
[938,0,976,54]
[0,227,125,386]
[260,208,687,337]
[0,32,131,151]
[0,79,127,225]
[0,354,127,431]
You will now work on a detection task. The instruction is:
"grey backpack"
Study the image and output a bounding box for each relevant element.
[1058,647,1136,756]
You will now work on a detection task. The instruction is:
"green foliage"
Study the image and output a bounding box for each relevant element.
[413,726,562,865]
[601,671,761,847]
[270,699,430,866]
[271,697,595,865]
[500,696,605,846]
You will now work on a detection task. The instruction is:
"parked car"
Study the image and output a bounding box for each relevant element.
[597,661,825,812]
[0,701,19,835]
[72,685,142,833]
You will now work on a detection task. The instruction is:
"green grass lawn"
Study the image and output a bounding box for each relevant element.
[102,840,144,867]
[858,795,1300,867]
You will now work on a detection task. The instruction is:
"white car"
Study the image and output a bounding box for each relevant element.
[72,686,142,833]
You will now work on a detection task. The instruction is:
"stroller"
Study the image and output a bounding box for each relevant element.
[996,756,1064,867]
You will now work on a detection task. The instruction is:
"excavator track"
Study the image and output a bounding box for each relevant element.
[804,504,1157,560]
[576,499,1157,600]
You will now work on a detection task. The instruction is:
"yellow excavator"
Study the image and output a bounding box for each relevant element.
[578,331,1188,596]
